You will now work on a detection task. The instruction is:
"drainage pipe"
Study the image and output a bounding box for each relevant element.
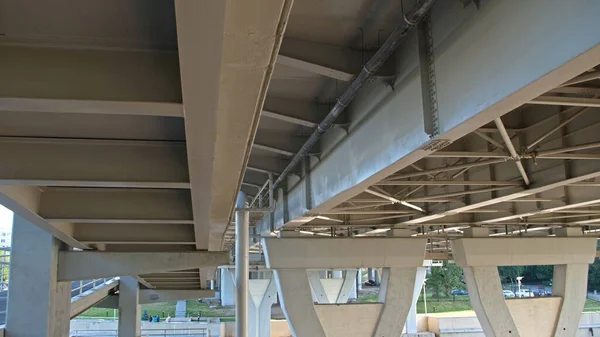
[272,0,436,189]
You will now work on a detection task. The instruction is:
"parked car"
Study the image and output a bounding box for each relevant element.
[531,289,548,297]
[503,290,516,298]
[451,289,468,296]
[515,289,534,298]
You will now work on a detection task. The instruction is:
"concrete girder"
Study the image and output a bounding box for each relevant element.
[263,238,426,269]
[0,45,182,102]
[142,289,215,303]
[39,188,192,223]
[96,289,216,310]
[175,0,293,250]
[174,0,225,251]
[0,97,182,117]
[0,137,189,188]
[72,223,196,246]
[256,0,600,235]
[58,251,229,281]
[0,185,87,249]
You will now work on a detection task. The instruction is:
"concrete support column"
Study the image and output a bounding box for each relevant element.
[453,227,596,337]
[331,270,343,278]
[356,268,363,291]
[220,268,235,306]
[6,215,71,337]
[553,227,590,337]
[248,273,277,337]
[235,192,249,337]
[406,266,428,334]
[367,268,374,281]
[374,267,420,336]
[274,269,326,337]
[118,276,141,337]
[374,268,380,285]
[349,273,357,301]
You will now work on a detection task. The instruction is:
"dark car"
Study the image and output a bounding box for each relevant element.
[531,289,546,297]
[452,289,468,296]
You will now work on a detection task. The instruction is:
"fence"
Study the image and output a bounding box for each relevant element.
[70,327,211,337]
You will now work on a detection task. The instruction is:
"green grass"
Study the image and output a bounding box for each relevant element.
[416,296,472,313]
[79,300,235,319]
[80,296,600,319]
[585,298,600,312]
[359,294,473,313]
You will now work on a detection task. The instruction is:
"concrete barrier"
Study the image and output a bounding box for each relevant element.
[427,312,600,337]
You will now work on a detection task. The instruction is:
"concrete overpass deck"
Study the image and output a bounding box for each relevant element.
[1,0,600,336]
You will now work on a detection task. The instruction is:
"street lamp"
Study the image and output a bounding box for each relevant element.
[516,276,524,297]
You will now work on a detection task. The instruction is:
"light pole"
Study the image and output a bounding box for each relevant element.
[516,276,524,297]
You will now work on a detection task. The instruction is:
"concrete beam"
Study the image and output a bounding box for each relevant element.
[256,0,600,234]
[263,238,426,269]
[58,251,229,281]
[0,185,87,249]
[176,0,293,251]
[174,0,225,250]
[451,237,597,267]
[0,97,183,117]
[0,45,181,102]
[140,289,215,304]
[0,137,189,188]
[72,223,196,246]
[39,188,192,223]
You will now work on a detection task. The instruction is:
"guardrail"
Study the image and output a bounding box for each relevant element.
[70,327,211,337]
[71,278,116,298]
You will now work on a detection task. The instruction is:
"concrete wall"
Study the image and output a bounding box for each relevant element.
[72,319,434,337]
[427,312,600,337]
[219,320,292,337]
[71,320,222,337]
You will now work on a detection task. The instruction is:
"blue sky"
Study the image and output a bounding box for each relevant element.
[0,205,13,233]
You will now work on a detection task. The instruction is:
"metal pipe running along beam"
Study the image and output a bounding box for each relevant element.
[271,0,435,189]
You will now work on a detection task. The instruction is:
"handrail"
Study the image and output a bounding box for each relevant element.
[249,179,271,208]
[69,327,211,337]
[71,278,117,297]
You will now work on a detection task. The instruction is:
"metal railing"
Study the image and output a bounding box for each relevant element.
[70,327,211,337]
[71,278,117,298]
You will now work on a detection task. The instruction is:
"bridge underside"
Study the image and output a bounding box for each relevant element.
[2,0,600,336]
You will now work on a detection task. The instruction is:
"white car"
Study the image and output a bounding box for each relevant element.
[503,290,515,298]
[515,289,534,298]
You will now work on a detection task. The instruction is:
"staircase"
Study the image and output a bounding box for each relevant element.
[70,278,119,319]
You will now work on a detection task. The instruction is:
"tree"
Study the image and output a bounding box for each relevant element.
[522,265,553,282]
[498,266,525,292]
[427,261,464,298]
[141,310,149,321]
[588,241,600,291]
